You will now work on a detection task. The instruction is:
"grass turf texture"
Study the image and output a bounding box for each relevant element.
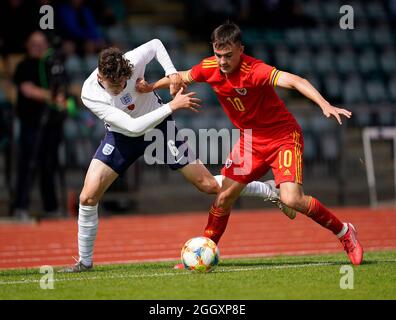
[0,251,395,300]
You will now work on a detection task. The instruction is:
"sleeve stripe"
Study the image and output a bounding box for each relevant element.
[273,70,282,87]
[270,69,280,86]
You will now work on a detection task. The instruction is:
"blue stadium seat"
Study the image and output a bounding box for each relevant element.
[336,47,358,75]
[128,25,154,46]
[314,46,335,74]
[251,44,270,63]
[350,27,372,48]
[301,0,323,19]
[274,45,291,70]
[291,47,313,74]
[322,1,342,20]
[365,78,389,104]
[328,28,351,48]
[372,23,394,47]
[284,28,307,47]
[323,72,342,102]
[358,48,380,75]
[366,2,387,20]
[380,47,396,75]
[342,74,366,104]
[154,25,180,48]
[388,75,396,102]
[306,28,329,49]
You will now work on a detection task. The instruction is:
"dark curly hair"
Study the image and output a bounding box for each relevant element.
[98,47,134,83]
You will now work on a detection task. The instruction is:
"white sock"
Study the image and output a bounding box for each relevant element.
[336,223,349,238]
[214,175,273,199]
[78,204,98,266]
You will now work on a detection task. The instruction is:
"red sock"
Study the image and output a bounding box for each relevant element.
[203,205,231,244]
[304,197,344,235]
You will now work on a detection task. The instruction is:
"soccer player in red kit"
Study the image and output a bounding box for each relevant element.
[137,22,363,265]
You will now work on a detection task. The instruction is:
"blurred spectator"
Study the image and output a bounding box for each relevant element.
[13,31,68,219]
[57,0,104,54]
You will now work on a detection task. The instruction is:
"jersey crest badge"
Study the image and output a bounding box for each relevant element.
[235,88,247,96]
[120,93,133,105]
[102,143,115,156]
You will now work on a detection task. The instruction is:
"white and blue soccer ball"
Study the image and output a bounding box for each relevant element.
[181,236,220,272]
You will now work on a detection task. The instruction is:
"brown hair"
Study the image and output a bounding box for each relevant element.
[211,22,242,49]
[98,47,133,83]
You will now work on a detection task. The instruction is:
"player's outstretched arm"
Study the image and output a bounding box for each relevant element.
[136,70,193,95]
[276,71,352,125]
[82,87,201,137]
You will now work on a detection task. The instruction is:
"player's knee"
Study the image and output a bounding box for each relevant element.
[216,191,238,210]
[280,193,304,211]
[79,192,99,207]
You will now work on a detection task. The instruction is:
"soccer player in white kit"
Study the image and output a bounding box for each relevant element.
[62,39,295,272]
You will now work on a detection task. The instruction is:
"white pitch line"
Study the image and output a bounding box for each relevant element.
[0,262,339,286]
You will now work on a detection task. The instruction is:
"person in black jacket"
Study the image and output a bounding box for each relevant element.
[13,30,67,220]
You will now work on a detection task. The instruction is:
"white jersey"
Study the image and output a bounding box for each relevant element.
[81,39,177,137]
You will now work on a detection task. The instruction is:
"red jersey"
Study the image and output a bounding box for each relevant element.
[189,54,300,136]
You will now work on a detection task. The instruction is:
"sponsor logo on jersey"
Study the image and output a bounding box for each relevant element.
[225,159,233,169]
[120,93,133,105]
[283,169,292,176]
[235,88,247,96]
[102,143,115,155]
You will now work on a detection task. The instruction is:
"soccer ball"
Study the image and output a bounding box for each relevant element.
[181,236,220,272]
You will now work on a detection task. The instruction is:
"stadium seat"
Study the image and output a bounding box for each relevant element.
[350,27,372,48]
[336,47,358,75]
[342,74,366,104]
[301,0,323,19]
[314,46,335,74]
[306,27,329,49]
[358,48,380,75]
[291,47,313,74]
[365,78,389,104]
[328,28,351,48]
[274,45,291,70]
[366,2,387,19]
[322,1,341,20]
[323,72,342,102]
[388,75,396,102]
[127,25,154,46]
[154,25,181,48]
[372,23,394,47]
[284,28,307,47]
[251,44,271,63]
[320,133,339,161]
[380,48,396,75]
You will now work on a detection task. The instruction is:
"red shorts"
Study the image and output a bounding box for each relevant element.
[221,129,304,186]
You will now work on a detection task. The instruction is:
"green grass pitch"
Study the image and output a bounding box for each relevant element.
[1,251,395,300]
